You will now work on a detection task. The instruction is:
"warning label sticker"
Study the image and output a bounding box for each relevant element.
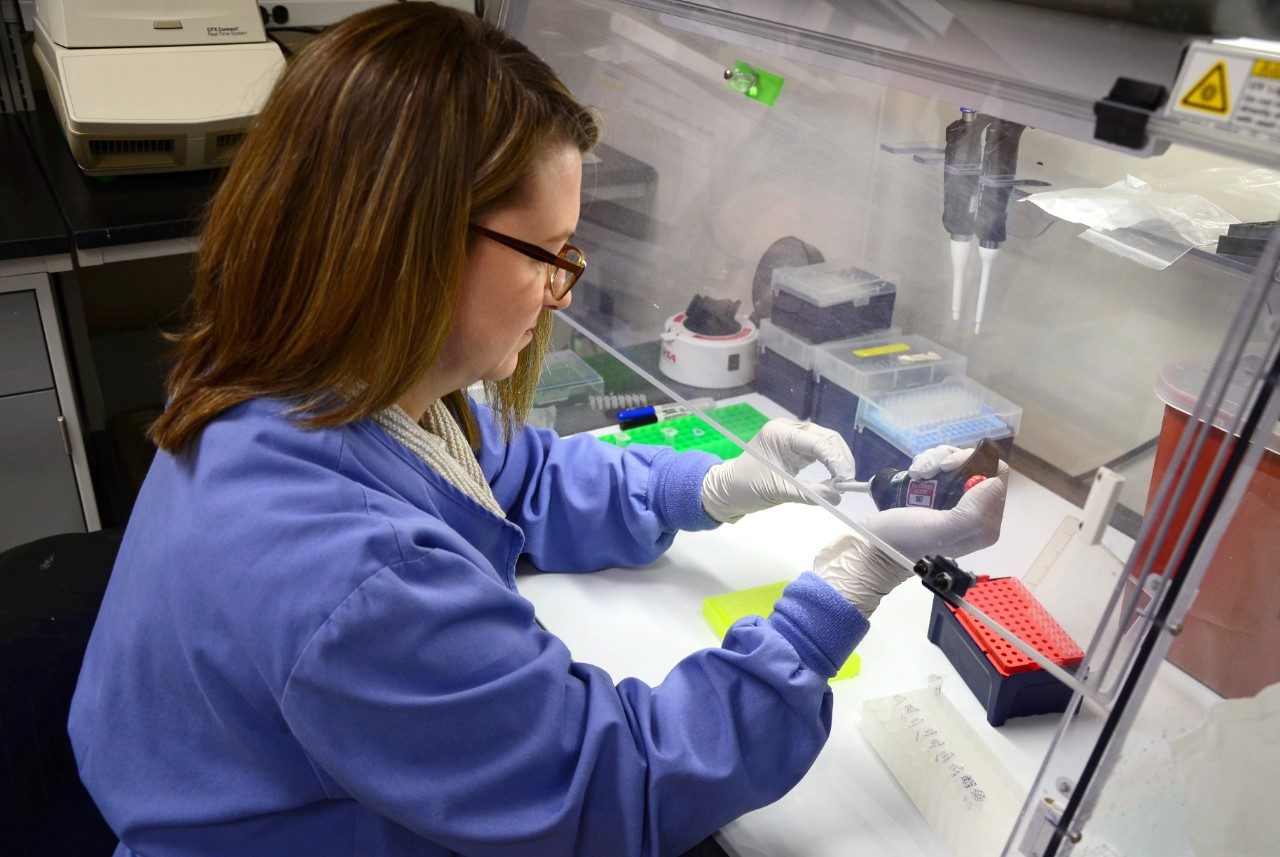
[1179,62,1230,114]
[1169,43,1280,144]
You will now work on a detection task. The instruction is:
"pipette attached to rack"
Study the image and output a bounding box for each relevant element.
[972,119,1025,334]
[942,109,1026,333]
[943,108,988,325]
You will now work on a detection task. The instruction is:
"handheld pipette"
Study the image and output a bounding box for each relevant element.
[823,439,1002,511]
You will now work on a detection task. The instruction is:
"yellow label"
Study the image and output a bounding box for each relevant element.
[1253,59,1280,80]
[852,342,910,358]
[1180,61,1231,114]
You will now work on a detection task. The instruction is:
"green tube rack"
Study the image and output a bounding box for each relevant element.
[597,403,769,461]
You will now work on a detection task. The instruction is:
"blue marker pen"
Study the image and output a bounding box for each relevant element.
[618,397,715,428]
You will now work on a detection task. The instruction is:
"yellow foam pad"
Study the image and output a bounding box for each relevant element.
[702,581,862,682]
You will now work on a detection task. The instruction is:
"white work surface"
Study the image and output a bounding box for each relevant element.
[515,394,1139,857]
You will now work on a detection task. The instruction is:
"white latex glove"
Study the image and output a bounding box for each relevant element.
[907,444,973,480]
[816,451,1009,615]
[700,420,857,523]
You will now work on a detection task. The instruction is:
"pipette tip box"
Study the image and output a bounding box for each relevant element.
[851,375,1021,481]
[534,350,605,406]
[770,262,896,344]
[926,576,1083,726]
[810,333,966,467]
[703,580,861,681]
[756,319,818,418]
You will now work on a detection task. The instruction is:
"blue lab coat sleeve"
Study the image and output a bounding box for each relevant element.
[68,398,871,855]
[474,403,722,572]
[281,547,870,857]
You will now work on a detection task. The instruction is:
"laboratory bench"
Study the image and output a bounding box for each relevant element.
[0,112,66,268]
[14,93,214,265]
[0,24,285,541]
[518,394,1218,857]
[1,89,219,544]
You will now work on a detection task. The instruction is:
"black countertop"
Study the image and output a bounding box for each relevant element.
[17,95,221,251]
[0,112,69,262]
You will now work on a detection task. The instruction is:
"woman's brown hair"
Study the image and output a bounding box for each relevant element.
[150,1,598,452]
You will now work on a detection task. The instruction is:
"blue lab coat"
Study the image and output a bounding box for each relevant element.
[69,397,869,856]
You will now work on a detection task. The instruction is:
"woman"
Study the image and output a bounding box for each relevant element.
[69,4,1007,856]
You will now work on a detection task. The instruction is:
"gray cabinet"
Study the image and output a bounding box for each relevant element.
[0,388,85,545]
[0,290,54,395]
[1,273,97,550]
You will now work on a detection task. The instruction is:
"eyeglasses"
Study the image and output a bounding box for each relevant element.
[468,224,586,300]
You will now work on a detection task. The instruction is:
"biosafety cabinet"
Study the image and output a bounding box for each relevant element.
[494,2,1280,856]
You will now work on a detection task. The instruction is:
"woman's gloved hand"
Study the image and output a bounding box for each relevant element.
[700,420,857,523]
[815,449,1009,615]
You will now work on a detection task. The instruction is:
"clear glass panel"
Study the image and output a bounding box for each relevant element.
[573,1,1280,165]
[1027,665,1277,857]
[504,2,1280,854]
[610,0,1194,132]
[511,0,1277,688]
[1007,284,1280,854]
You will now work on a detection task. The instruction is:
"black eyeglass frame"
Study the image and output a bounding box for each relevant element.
[468,224,586,299]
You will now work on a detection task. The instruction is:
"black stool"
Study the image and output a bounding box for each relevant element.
[1,529,122,857]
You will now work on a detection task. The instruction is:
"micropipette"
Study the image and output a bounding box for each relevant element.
[972,119,1026,333]
[942,108,988,322]
[822,439,1002,511]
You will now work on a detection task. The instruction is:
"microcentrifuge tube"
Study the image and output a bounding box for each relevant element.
[957,774,983,807]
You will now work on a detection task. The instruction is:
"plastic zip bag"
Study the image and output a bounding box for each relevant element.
[1078,219,1202,270]
[1172,682,1280,856]
[1025,175,1240,270]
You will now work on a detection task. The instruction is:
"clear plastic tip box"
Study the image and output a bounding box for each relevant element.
[854,375,1022,481]
[927,576,1084,726]
[770,263,897,344]
[811,333,966,475]
[533,350,605,406]
[755,319,819,419]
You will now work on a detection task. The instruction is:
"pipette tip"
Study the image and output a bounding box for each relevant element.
[826,478,871,493]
